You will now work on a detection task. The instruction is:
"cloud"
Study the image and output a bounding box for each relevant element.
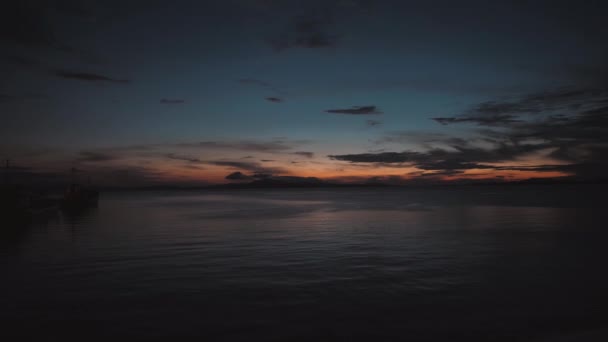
[3,55,125,85]
[415,160,494,171]
[225,171,252,180]
[161,98,185,104]
[208,160,287,175]
[434,86,608,127]
[265,97,283,103]
[412,169,466,178]
[433,114,521,126]
[331,140,550,166]
[328,134,571,178]
[53,69,130,83]
[326,105,382,115]
[210,160,260,169]
[366,119,382,127]
[329,151,420,163]
[367,82,608,180]
[292,151,314,158]
[78,151,118,162]
[166,153,201,163]
[225,172,323,184]
[179,139,296,153]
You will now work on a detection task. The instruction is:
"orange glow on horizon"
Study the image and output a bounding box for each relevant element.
[153,163,572,184]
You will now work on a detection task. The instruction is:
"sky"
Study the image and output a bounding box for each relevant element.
[1,0,608,186]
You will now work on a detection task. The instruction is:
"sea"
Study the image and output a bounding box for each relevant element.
[1,185,607,341]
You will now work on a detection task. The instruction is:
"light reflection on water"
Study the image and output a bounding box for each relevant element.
[1,186,607,341]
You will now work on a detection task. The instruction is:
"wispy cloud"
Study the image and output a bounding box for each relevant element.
[292,151,314,158]
[54,69,130,83]
[332,81,608,180]
[4,54,129,85]
[433,114,521,126]
[265,97,283,103]
[433,86,608,127]
[329,151,420,164]
[326,106,381,115]
[178,139,296,153]
[208,160,287,175]
[166,153,201,163]
[160,98,185,104]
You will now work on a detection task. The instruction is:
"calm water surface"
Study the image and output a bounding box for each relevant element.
[1,186,607,341]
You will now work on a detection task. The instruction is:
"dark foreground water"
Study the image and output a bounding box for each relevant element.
[1,185,607,341]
